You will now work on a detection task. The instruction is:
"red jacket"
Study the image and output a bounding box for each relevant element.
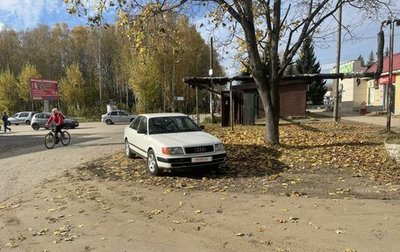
[47,112,65,126]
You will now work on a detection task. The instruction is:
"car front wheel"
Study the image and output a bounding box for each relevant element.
[105,119,113,125]
[147,149,160,176]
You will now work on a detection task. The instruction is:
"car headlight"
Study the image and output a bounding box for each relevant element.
[161,147,184,155]
[214,143,225,151]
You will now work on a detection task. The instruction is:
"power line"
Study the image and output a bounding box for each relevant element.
[319,33,400,43]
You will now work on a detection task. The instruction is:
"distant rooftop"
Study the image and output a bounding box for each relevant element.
[367,52,400,73]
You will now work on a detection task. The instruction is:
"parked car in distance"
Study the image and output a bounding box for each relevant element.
[30,112,79,130]
[124,113,227,176]
[101,110,136,125]
[8,111,37,125]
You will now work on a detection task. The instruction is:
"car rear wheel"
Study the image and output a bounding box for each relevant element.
[147,149,160,176]
[25,120,31,125]
[105,119,113,125]
[31,123,40,131]
[125,139,134,158]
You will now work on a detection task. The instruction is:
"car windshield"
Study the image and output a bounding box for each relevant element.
[148,116,201,134]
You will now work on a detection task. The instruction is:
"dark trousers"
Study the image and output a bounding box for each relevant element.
[2,121,10,132]
[55,124,64,139]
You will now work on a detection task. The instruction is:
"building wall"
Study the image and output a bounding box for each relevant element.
[354,78,368,107]
[395,73,400,114]
[366,73,400,114]
[221,81,307,126]
[340,78,355,113]
[333,59,368,113]
[279,83,307,117]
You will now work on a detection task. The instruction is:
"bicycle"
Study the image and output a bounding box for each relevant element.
[44,125,70,149]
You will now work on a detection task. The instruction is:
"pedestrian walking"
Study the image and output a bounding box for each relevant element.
[2,112,11,132]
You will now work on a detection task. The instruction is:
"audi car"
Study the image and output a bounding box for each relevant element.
[124,113,226,176]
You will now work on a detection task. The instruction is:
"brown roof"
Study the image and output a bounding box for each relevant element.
[367,52,400,73]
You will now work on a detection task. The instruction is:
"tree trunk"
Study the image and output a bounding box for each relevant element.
[256,78,280,146]
[228,0,282,146]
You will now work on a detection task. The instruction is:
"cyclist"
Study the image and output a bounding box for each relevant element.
[46,108,65,143]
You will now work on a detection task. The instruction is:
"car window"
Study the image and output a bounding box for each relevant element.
[149,116,201,134]
[119,111,128,116]
[130,116,141,130]
[12,113,18,118]
[137,117,147,133]
[20,112,28,117]
[110,111,118,116]
[45,114,50,119]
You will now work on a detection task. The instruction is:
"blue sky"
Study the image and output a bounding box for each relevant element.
[0,0,399,75]
[0,0,87,30]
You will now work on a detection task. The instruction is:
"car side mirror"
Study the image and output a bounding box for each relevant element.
[200,125,205,130]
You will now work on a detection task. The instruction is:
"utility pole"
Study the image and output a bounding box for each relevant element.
[209,36,214,123]
[98,28,102,104]
[382,19,400,132]
[387,20,394,132]
[333,0,342,123]
[172,57,176,112]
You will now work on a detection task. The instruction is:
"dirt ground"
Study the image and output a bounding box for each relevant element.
[1,150,400,252]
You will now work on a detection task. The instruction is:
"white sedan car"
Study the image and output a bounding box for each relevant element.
[124,113,227,175]
[101,110,136,125]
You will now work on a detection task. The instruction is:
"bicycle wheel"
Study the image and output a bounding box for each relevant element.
[60,130,71,146]
[44,132,56,149]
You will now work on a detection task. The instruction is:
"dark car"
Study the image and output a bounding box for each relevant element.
[30,112,79,130]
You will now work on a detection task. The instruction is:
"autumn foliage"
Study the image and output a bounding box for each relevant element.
[79,121,400,199]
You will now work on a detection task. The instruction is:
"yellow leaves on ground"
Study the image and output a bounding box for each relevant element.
[78,121,400,197]
[207,122,398,180]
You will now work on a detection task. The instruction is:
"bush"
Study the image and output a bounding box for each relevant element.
[202,115,221,124]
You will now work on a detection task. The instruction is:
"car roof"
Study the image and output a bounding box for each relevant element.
[138,113,187,119]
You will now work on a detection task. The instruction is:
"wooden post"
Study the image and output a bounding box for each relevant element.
[196,86,199,125]
[230,80,234,131]
[333,0,342,123]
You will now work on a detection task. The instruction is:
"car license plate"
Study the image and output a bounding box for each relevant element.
[192,156,212,163]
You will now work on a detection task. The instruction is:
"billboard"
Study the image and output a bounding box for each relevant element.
[30,78,60,101]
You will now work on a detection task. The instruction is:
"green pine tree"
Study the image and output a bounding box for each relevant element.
[367,50,375,66]
[285,63,296,76]
[295,36,327,105]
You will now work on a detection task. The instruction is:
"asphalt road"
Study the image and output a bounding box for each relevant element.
[0,122,127,202]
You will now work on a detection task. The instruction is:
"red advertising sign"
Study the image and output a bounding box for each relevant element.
[30,78,60,100]
[379,75,396,85]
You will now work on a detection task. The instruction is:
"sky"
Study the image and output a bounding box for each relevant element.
[0,0,400,75]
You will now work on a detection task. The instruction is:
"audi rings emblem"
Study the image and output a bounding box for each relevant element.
[195,147,207,152]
